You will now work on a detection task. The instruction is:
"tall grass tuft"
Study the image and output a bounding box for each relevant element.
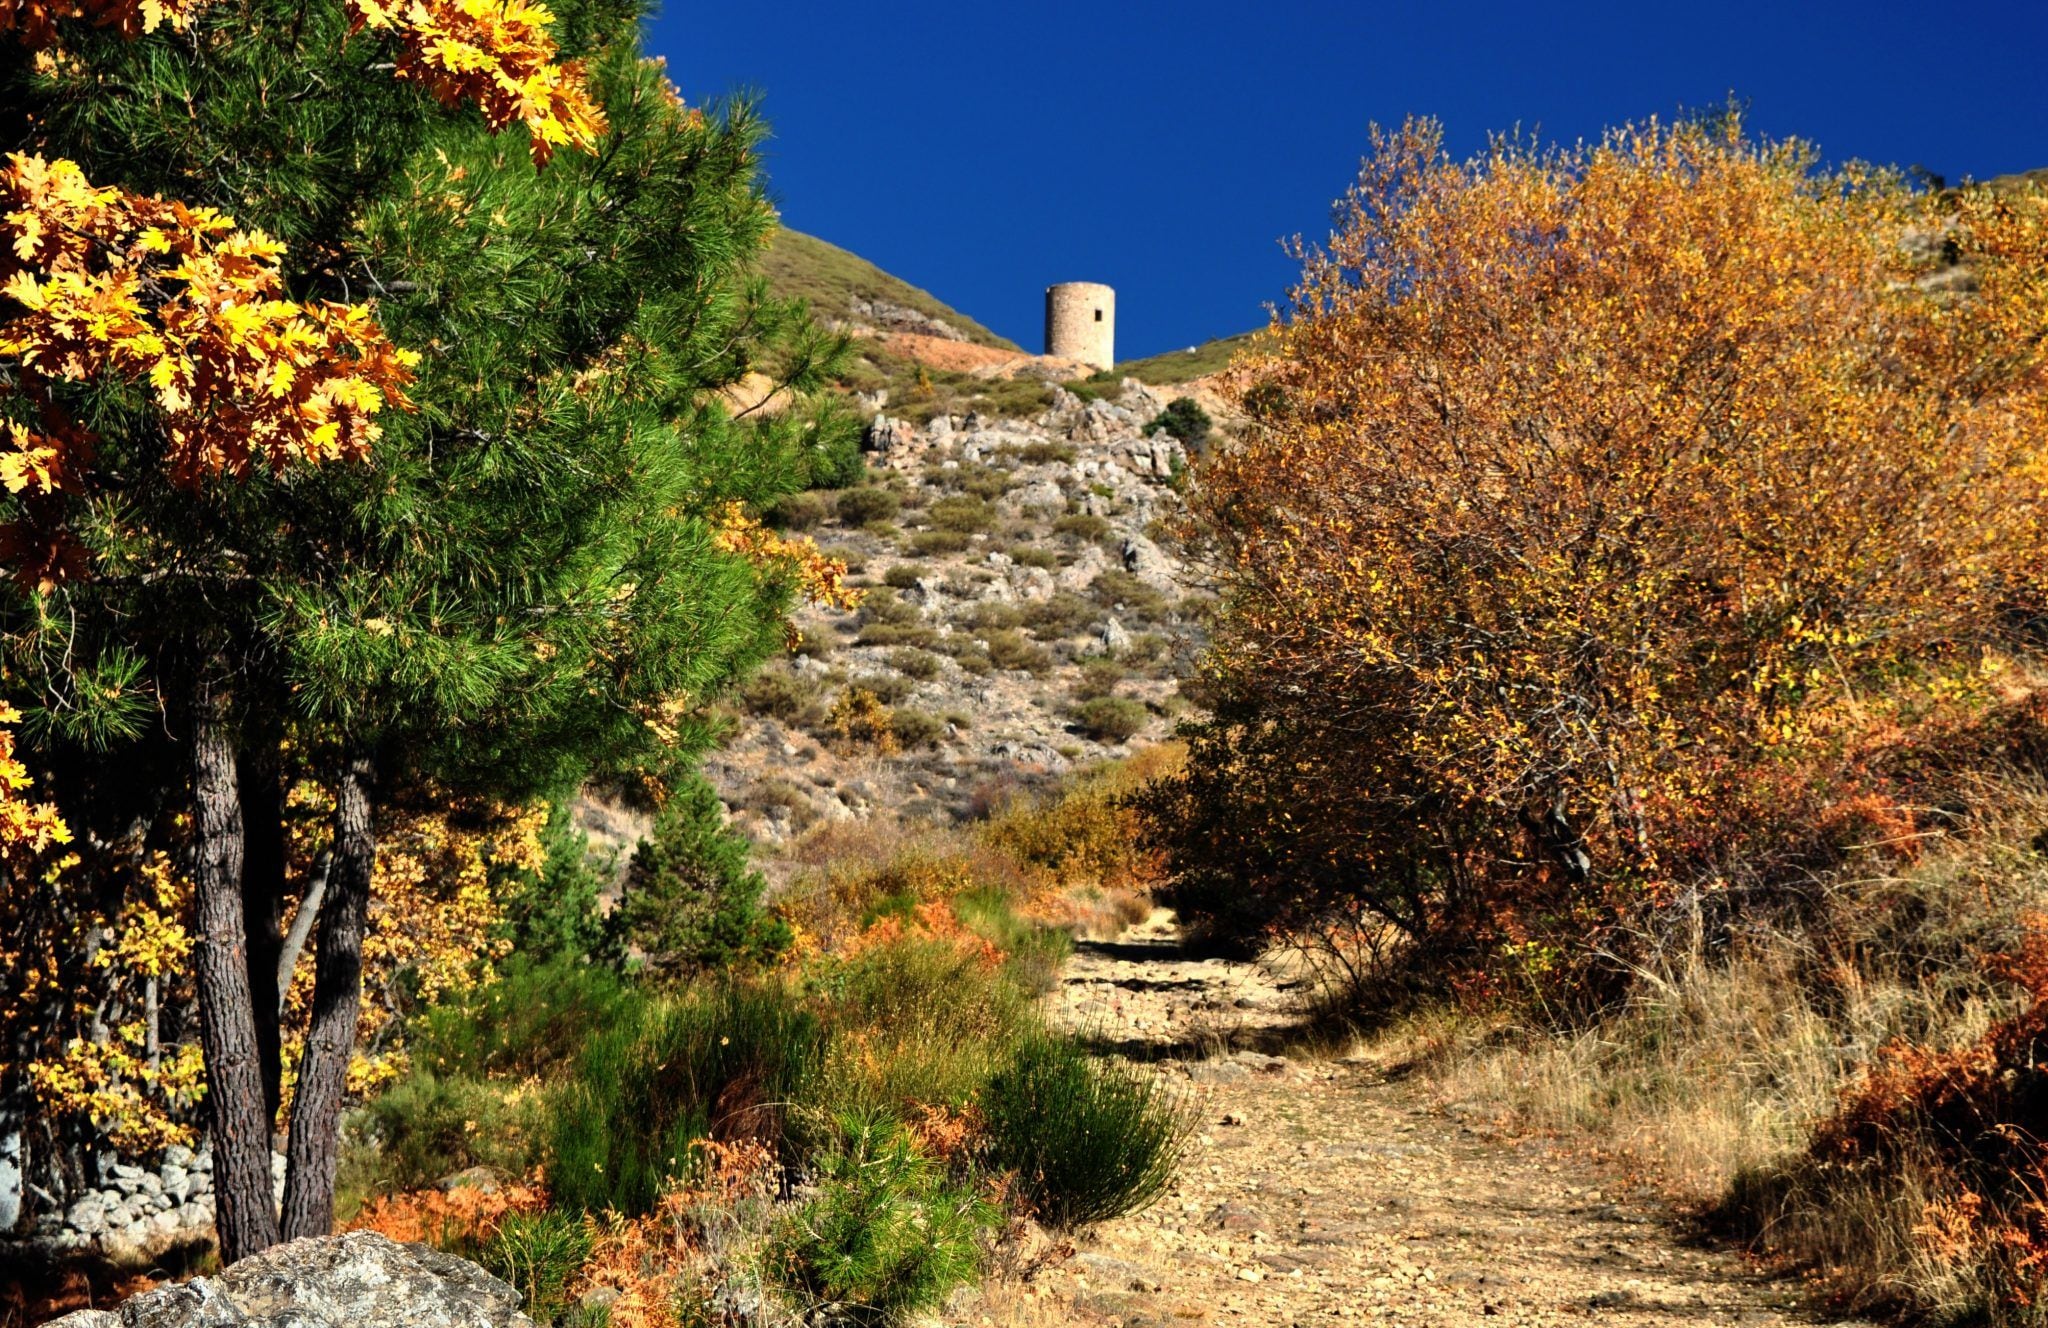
[549,982,827,1216]
[978,1034,1192,1229]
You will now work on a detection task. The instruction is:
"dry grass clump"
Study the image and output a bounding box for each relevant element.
[776,745,1182,951]
[1366,782,2048,1322]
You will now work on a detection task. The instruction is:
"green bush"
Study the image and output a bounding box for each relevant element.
[1015,441,1076,466]
[1089,570,1173,621]
[1009,546,1059,570]
[765,1113,996,1326]
[768,490,833,530]
[1146,397,1212,451]
[481,1211,593,1323]
[836,486,901,526]
[886,647,942,681]
[965,602,1024,632]
[792,627,840,659]
[978,1035,1190,1229]
[1022,593,1099,641]
[1054,513,1111,542]
[984,630,1052,675]
[1076,659,1127,701]
[855,621,939,649]
[927,494,995,534]
[852,672,914,706]
[740,667,824,721]
[549,983,827,1216]
[907,530,968,556]
[891,709,947,750]
[608,780,791,980]
[882,564,922,590]
[355,1072,538,1193]
[1074,696,1147,744]
[410,954,641,1082]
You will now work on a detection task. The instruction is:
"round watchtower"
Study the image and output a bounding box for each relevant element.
[1045,282,1115,372]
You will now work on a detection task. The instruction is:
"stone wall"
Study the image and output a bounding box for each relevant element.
[9,1141,280,1264]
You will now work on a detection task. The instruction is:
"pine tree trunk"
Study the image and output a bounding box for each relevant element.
[280,751,374,1241]
[189,673,281,1261]
[239,737,288,1126]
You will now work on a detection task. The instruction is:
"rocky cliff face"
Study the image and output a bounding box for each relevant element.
[47,1231,532,1328]
[698,378,1211,857]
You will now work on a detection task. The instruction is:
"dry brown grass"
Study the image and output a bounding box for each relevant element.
[1346,782,2048,1323]
[774,745,1181,950]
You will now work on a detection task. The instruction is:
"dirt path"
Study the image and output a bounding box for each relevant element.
[958,911,1865,1328]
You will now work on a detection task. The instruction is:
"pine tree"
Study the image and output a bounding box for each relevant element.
[0,0,855,1255]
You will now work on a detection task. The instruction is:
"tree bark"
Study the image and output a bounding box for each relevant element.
[275,853,330,1006]
[239,737,288,1127]
[189,673,280,1261]
[280,751,374,1241]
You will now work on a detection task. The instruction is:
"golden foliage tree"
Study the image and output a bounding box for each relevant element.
[1156,116,2048,997]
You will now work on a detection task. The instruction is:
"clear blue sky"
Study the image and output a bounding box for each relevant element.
[645,1,2048,361]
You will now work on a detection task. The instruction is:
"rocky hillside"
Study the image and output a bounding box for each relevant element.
[704,377,1210,855]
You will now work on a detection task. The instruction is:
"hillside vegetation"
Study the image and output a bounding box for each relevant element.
[758,228,1020,351]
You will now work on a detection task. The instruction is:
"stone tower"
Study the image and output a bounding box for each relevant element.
[1045,282,1115,371]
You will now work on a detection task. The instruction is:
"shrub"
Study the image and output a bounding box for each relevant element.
[1022,592,1098,641]
[1088,570,1172,622]
[765,1113,996,1325]
[1073,697,1146,744]
[891,709,947,750]
[978,1035,1189,1229]
[886,647,942,681]
[983,630,1051,676]
[1145,396,1212,451]
[1009,546,1058,570]
[1158,114,2048,999]
[1053,513,1110,543]
[354,1073,538,1194]
[852,672,914,705]
[767,490,833,530]
[829,688,899,754]
[979,745,1181,898]
[854,621,938,650]
[1015,441,1076,465]
[835,486,901,526]
[965,602,1024,632]
[609,779,791,979]
[814,930,1038,1115]
[740,667,823,721]
[927,494,995,534]
[882,564,922,590]
[549,983,827,1216]
[1076,659,1127,701]
[860,588,919,627]
[907,530,968,556]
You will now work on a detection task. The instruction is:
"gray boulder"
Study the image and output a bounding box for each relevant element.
[47,1231,534,1328]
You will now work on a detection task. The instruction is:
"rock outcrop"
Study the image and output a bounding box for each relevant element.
[48,1231,533,1328]
[702,378,1210,849]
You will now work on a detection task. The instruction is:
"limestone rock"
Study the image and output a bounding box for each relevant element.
[47,1231,534,1328]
